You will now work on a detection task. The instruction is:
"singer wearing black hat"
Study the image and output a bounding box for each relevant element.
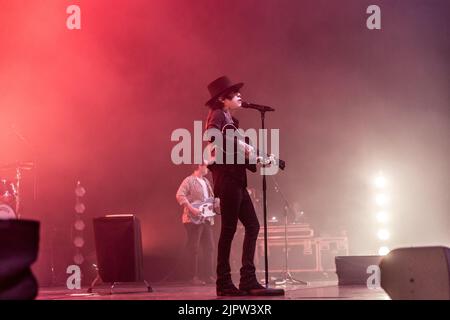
[204,76,284,296]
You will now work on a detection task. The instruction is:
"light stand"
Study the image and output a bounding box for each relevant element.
[271,177,307,285]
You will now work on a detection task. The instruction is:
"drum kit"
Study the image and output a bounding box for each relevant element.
[0,161,34,220]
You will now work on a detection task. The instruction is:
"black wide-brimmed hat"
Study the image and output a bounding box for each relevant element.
[205,76,244,106]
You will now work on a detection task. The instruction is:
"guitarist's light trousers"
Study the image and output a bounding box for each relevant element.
[184,222,215,280]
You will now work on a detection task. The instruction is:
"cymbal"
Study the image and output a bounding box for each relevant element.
[0,161,35,170]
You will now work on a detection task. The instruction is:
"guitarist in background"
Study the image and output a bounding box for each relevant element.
[176,164,219,285]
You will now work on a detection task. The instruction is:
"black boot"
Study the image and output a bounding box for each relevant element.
[239,282,285,296]
[216,284,248,296]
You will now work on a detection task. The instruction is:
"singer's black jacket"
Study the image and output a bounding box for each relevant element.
[205,109,257,196]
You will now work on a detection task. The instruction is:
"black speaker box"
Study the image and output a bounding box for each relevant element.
[0,219,39,300]
[380,246,450,300]
[93,215,144,283]
[335,255,383,285]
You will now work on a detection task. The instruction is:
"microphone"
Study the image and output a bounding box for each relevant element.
[241,101,275,112]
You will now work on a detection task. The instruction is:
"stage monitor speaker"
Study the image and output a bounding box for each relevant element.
[380,246,450,300]
[93,215,144,283]
[335,255,383,285]
[0,219,40,300]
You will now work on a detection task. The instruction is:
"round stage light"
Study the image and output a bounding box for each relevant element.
[75,203,86,214]
[74,219,85,231]
[377,229,390,240]
[375,194,389,206]
[75,182,86,197]
[374,174,387,189]
[378,246,390,256]
[74,253,84,265]
[376,211,388,223]
[73,236,85,248]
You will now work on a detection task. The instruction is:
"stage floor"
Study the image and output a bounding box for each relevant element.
[36,281,389,300]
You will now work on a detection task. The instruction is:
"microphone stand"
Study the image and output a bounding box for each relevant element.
[260,110,269,288]
[271,176,307,285]
[256,109,281,289]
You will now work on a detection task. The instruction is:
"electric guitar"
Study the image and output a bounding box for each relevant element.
[206,123,286,170]
[189,197,217,224]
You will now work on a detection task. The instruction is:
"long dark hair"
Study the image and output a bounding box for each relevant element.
[205,98,225,129]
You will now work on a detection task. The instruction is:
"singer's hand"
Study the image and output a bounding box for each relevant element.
[257,154,276,167]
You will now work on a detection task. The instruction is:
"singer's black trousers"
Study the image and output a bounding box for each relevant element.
[216,181,260,288]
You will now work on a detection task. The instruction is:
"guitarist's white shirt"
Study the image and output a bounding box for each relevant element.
[176,174,216,224]
[196,177,209,201]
